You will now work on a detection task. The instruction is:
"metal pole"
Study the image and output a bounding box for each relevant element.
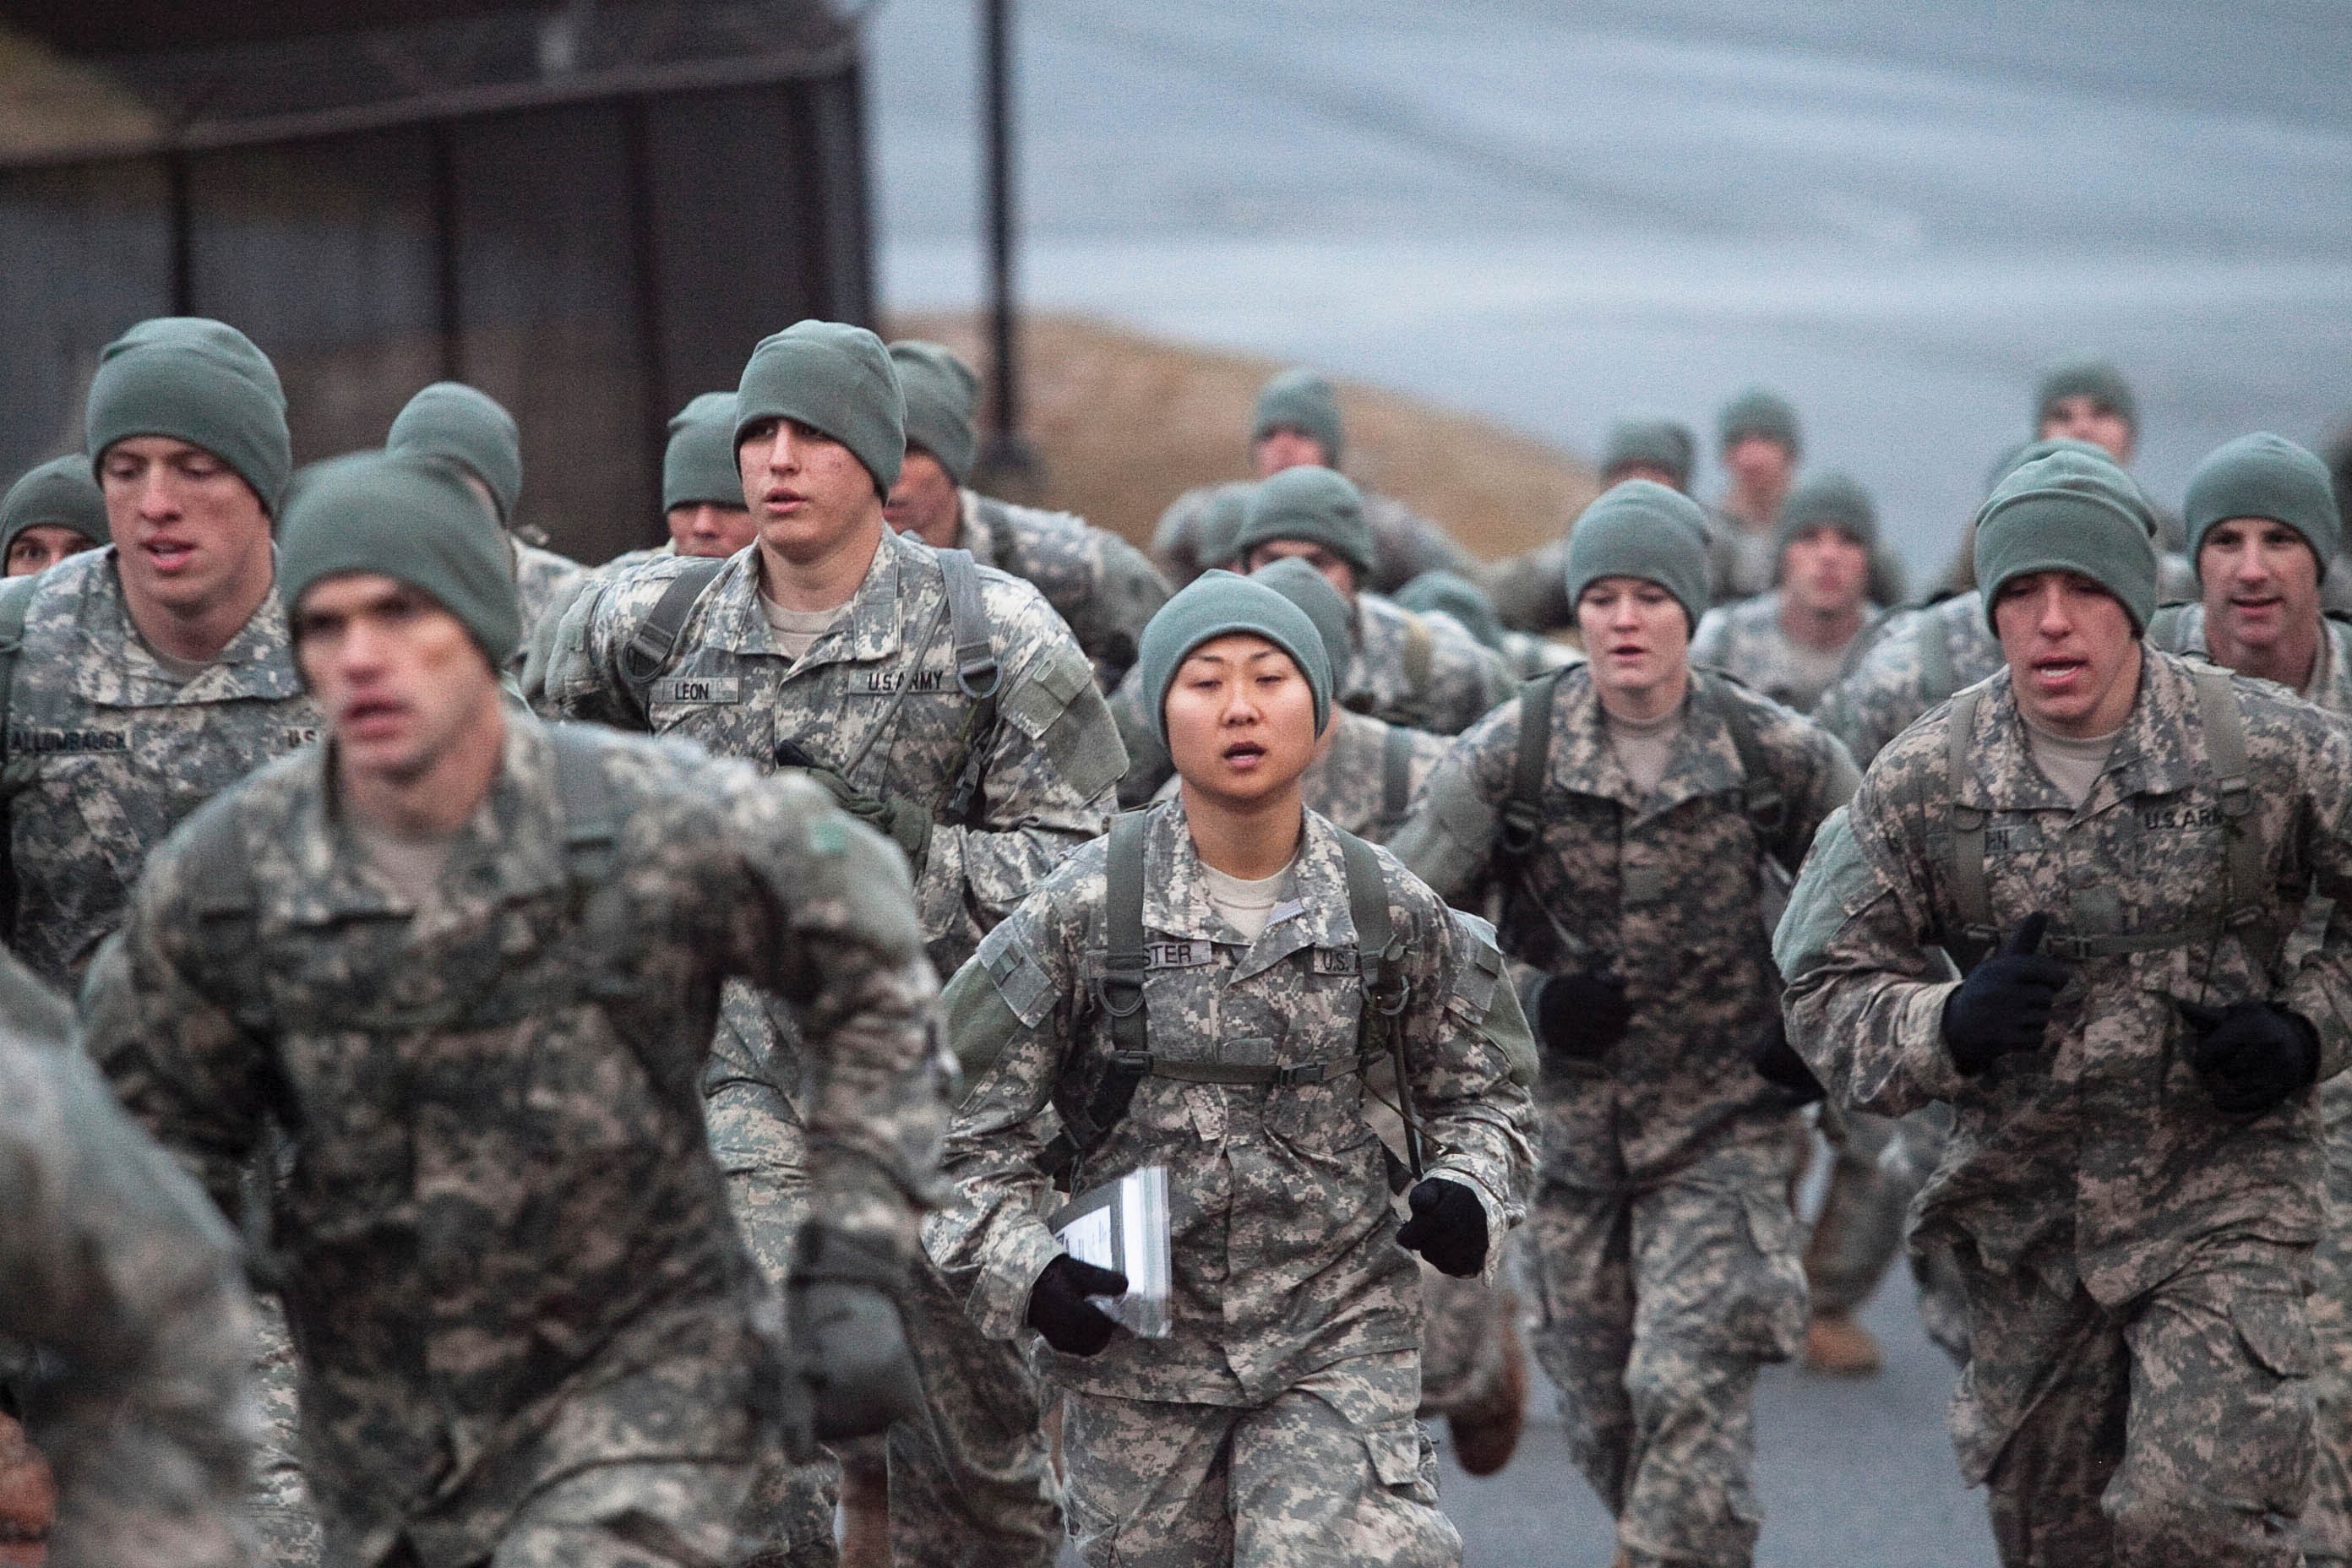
[977,0,1037,488]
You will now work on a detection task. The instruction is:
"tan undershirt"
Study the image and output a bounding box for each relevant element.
[1201,857,1296,945]
[760,596,845,662]
[1605,705,1684,798]
[2022,714,2123,809]
[346,817,459,910]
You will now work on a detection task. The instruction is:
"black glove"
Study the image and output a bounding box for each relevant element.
[1527,970,1633,1062]
[779,1222,927,1457]
[1026,1255,1130,1357]
[1941,913,2069,1075]
[1395,1178,1489,1277]
[1749,1015,1824,1107]
[2180,1000,2321,1116]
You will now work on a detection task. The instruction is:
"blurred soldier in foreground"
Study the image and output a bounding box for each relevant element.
[0,458,105,578]
[1690,472,1886,715]
[1489,416,1696,636]
[931,572,1534,1566]
[545,322,1121,1568]
[1152,368,1479,594]
[0,951,258,1568]
[387,381,586,652]
[1114,467,1513,804]
[2144,434,2352,1568]
[1778,449,2352,1566]
[883,340,1170,690]
[84,449,948,1568]
[1393,482,1857,1568]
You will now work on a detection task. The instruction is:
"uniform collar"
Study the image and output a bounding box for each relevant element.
[696,525,927,668]
[1959,649,2200,814]
[1549,667,1749,822]
[67,547,307,707]
[1140,795,1357,980]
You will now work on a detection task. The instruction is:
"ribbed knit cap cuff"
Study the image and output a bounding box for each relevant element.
[2035,356,2137,429]
[388,382,523,525]
[1599,418,1696,487]
[1564,480,1712,630]
[1135,570,1332,746]
[889,341,980,485]
[734,320,906,493]
[1231,465,1374,575]
[85,317,290,514]
[1974,451,2159,635]
[279,451,522,668]
[2185,433,2340,574]
[1250,557,1356,692]
[1774,471,1879,558]
[1,456,109,556]
[1716,387,1801,456]
[1394,569,1504,651]
[663,393,746,512]
[1252,369,1345,465]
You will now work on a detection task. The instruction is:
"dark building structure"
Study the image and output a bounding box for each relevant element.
[0,0,875,562]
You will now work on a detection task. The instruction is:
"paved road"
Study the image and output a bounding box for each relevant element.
[868,0,2352,582]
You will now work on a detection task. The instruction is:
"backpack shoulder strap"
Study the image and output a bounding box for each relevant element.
[1943,683,1995,966]
[1401,612,1435,702]
[1918,606,1957,705]
[1695,670,1790,863]
[616,558,726,703]
[0,573,42,761]
[1378,722,1417,836]
[1497,667,1566,857]
[1039,811,1151,1185]
[2187,665,2268,934]
[934,547,1003,824]
[1337,827,1422,1188]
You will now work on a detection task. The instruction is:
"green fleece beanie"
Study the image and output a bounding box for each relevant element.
[1,457,109,558]
[1974,449,2159,635]
[1599,418,1697,489]
[1984,436,2111,493]
[1250,556,1356,687]
[1195,483,1255,572]
[388,382,522,525]
[889,340,979,486]
[2185,433,2341,576]
[2034,355,2137,431]
[663,393,745,512]
[1394,569,1505,651]
[84,317,290,514]
[734,320,905,494]
[279,450,521,668]
[1774,471,1879,559]
[1252,369,1345,465]
[1564,480,1712,630]
[1716,387,1801,457]
[1231,466,1375,576]
[1135,569,1332,746]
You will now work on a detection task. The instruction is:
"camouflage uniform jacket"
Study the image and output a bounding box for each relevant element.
[1392,666,1858,1187]
[928,798,1535,1405]
[0,955,257,1568]
[1108,591,1515,806]
[1689,590,1882,714]
[1152,482,1480,595]
[83,713,948,1566]
[955,488,1172,689]
[511,538,587,645]
[542,524,1124,976]
[1775,651,2352,1309]
[0,547,319,988]
[1812,594,2003,770]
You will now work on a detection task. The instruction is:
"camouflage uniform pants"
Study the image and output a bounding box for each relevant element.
[252,1295,324,1567]
[374,1460,758,1568]
[707,987,1060,1568]
[2300,1075,2352,1566]
[1883,1107,1970,1364]
[1059,1351,1458,1568]
[1527,1130,1807,1568]
[1803,1106,1908,1318]
[1415,1259,1512,1417]
[1963,1235,2313,1568]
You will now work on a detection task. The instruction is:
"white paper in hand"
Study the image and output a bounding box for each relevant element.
[1048,1164,1172,1339]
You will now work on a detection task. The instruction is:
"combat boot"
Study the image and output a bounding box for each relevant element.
[1445,1293,1527,1476]
[1802,1309,1883,1376]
